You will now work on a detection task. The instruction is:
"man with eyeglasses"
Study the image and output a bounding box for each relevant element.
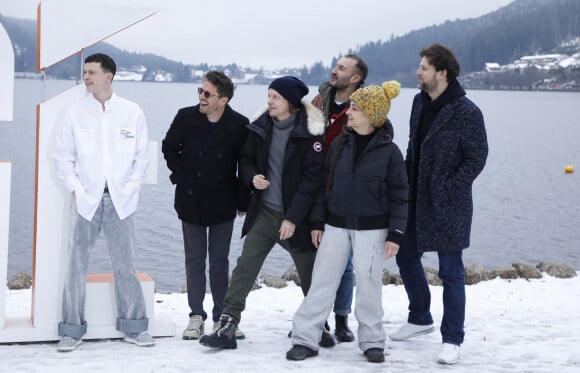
[162,70,250,341]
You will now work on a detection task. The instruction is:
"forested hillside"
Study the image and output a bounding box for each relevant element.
[353,0,580,86]
[2,0,579,87]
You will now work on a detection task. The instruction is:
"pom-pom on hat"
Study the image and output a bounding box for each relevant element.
[349,80,401,128]
[268,76,309,108]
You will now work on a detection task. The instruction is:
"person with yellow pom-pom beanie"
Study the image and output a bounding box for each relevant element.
[287,81,409,363]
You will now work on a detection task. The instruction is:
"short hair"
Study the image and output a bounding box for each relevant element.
[204,70,235,100]
[420,43,460,82]
[84,53,116,77]
[344,53,368,89]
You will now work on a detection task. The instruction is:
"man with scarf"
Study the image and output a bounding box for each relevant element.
[389,43,488,365]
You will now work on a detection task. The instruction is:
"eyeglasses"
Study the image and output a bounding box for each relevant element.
[198,87,220,99]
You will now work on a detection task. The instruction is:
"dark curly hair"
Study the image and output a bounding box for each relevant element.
[420,43,460,82]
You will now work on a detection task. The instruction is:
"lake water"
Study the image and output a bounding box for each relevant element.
[1,79,579,292]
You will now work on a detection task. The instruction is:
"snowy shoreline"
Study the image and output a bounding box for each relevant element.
[2,272,580,372]
[6,261,577,292]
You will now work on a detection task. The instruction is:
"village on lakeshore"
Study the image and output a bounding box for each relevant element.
[14,48,580,92]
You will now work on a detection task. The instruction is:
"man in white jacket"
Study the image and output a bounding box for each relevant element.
[52,53,152,352]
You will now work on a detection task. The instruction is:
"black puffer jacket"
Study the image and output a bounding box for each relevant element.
[311,125,409,242]
[241,101,326,251]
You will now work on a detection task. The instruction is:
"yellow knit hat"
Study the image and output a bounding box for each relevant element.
[349,80,401,128]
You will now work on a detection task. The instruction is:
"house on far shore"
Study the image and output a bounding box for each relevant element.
[520,54,566,66]
[484,63,501,73]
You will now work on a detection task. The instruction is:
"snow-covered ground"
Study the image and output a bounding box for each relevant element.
[1,273,579,372]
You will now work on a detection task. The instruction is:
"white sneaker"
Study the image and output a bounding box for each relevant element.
[124,331,155,347]
[214,321,245,339]
[389,323,434,341]
[183,315,204,340]
[437,343,460,365]
[56,336,82,352]
[234,326,245,340]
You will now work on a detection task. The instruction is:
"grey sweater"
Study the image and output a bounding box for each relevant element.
[262,114,295,212]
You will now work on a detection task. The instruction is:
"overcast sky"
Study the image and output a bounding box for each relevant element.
[1,0,514,69]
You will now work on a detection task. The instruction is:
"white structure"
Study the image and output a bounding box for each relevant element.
[0,21,14,121]
[0,13,15,331]
[520,54,565,66]
[37,0,158,70]
[0,0,173,342]
[0,162,10,329]
[484,62,501,73]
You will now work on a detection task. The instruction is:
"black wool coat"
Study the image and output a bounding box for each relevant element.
[162,104,250,226]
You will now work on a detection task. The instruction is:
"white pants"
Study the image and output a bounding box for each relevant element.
[291,224,387,352]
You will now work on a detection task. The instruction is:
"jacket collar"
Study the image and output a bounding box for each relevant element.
[419,80,467,142]
[344,125,392,146]
[421,79,466,113]
[86,91,118,110]
[250,100,325,137]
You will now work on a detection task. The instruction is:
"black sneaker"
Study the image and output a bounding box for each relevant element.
[334,315,355,342]
[286,345,319,361]
[364,348,385,363]
[199,315,237,349]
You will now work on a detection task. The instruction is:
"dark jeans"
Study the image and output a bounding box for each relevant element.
[182,219,234,322]
[333,255,353,316]
[396,222,466,345]
[222,204,315,324]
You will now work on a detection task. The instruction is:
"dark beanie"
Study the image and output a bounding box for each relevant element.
[268,76,309,108]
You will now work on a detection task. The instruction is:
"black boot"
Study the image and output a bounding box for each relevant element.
[319,321,335,347]
[290,321,336,348]
[286,344,319,361]
[334,315,355,342]
[199,314,237,349]
[365,348,385,363]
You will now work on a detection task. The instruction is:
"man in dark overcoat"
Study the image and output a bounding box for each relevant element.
[162,70,250,341]
[389,43,488,365]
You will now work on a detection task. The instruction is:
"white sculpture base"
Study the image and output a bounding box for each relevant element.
[0,273,175,343]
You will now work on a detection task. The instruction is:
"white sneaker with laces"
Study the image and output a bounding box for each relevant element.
[437,343,460,364]
[183,315,204,340]
[389,322,435,341]
[56,336,82,352]
[124,331,155,347]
